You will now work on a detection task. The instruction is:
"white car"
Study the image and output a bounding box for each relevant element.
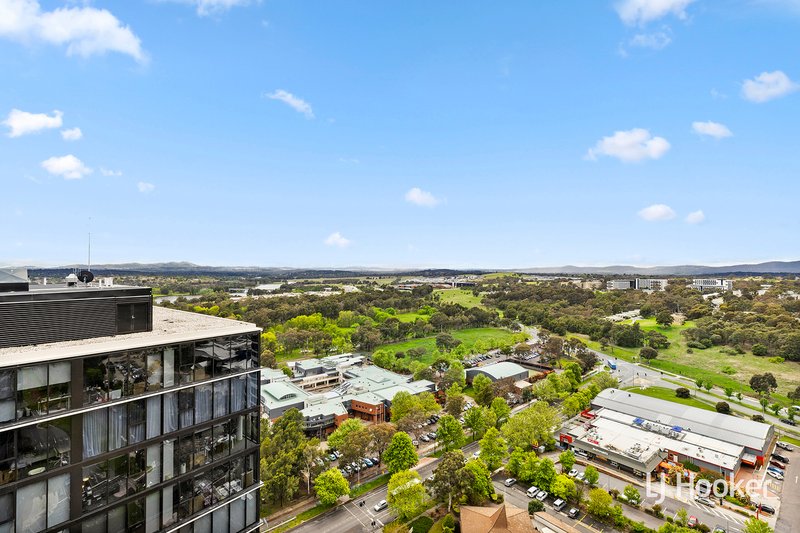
[767,470,784,480]
[695,496,715,507]
[472,451,481,459]
[568,469,579,478]
[575,472,586,483]
[373,500,388,512]
[526,486,540,498]
[536,490,549,501]
[504,478,517,487]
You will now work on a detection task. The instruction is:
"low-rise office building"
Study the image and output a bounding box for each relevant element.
[466,362,529,384]
[690,279,734,291]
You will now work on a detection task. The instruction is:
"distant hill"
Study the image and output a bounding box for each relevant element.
[518,260,800,276]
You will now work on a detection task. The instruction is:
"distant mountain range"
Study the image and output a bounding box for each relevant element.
[19,260,800,277]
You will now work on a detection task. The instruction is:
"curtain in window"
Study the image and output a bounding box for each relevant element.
[163,393,178,434]
[247,374,258,408]
[146,396,161,439]
[231,376,246,413]
[195,385,212,424]
[47,473,70,527]
[82,409,108,458]
[213,381,229,419]
[109,404,127,450]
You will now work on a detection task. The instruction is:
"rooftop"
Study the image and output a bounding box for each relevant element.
[471,361,529,380]
[0,305,260,368]
[261,381,310,409]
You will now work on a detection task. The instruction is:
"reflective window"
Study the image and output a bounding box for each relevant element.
[47,473,70,527]
[81,512,106,533]
[212,339,231,377]
[177,435,193,476]
[193,341,213,381]
[128,449,146,494]
[47,362,71,413]
[128,497,145,533]
[109,404,128,450]
[213,380,229,419]
[17,419,70,478]
[107,354,126,400]
[83,408,108,458]
[194,385,212,425]
[146,396,161,440]
[146,351,162,391]
[127,352,147,396]
[128,400,146,446]
[0,431,15,486]
[179,389,194,429]
[230,493,245,532]
[84,356,109,404]
[177,479,194,520]
[0,371,15,423]
[16,365,47,418]
[162,483,177,528]
[16,479,46,533]
[231,375,246,413]
[194,429,212,469]
[163,392,178,434]
[213,423,229,460]
[247,373,258,408]
[212,503,228,530]
[163,348,176,388]
[0,492,13,532]
[163,439,175,481]
[108,454,129,502]
[145,491,160,533]
[177,345,193,385]
[83,461,108,511]
[146,444,161,488]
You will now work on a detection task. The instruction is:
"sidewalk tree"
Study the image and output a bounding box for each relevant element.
[715,401,731,414]
[531,457,557,492]
[528,499,544,514]
[437,414,464,451]
[430,451,471,511]
[384,432,418,474]
[749,373,777,397]
[300,438,326,493]
[464,458,495,504]
[559,450,575,473]
[675,388,691,399]
[327,418,365,451]
[368,423,397,468]
[464,406,486,440]
[769,403,782,417]
[623,484,641,505]
[445,383,465,417]
[501,401,559,451]
[506,448,526,478]
[584,465,599,486]
[473,374,495,406]
[593,371,618,391]
[313,468,350,505]
[390,390,439,432]
[587,488,613,519]
[340,426,371,484]
[551,474,577,502]
[743,517,774,533]
[387,470,425,520]
[478,427,507,470]
[490,397,511,427]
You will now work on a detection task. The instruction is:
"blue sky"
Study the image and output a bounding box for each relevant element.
[2,0,799,269]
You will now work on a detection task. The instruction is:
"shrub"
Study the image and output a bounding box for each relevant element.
[651,504,663,518]
[715,401,731,414]
[697,524,710,533]
[608,488,620,499]
[681,461,700,472]
[687,341,707,350]
[751,414,765,422]
[528,500,544,514]
[675,388,691,399]
[768,356,785,364]
[720,365,737,375]
[442,515,455,529]
[752,344,768,356]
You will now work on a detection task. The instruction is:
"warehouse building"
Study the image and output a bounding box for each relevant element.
[466,362,529,384]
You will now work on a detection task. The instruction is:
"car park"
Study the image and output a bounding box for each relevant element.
[373,500,388,512]
[776,442,794,452]
[526,486,539,498]
[568,508,580,519]
[504,478,516,487]
[553,499,567,511]
[568,469,578,478]
[695,496,715,507]
[767,470,784,480]
[535,490,548,501]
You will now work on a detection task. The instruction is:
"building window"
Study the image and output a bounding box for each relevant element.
[0,492,13,532]
[83,409,108,458]
[0,371,15,423]
[84,356,109,404]
[82,461,108,511]
[16,479,46,533]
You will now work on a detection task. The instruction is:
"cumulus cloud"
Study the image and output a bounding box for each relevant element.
[3,108,62,137]
[137,181,155,193]
[615,0,695,25]
[264,89,314,119]
[586,128,670,162]
[60,127,82,141]
[40,154,92,179]
[686,210,705,224]
[742,70,799,103]
[0,0,146,63]
[324,232,351,248]
[692,121,733,139]
[100,167,122,177]
[404,187,440,208]
[638,204,676,221]
[629,31,672,49]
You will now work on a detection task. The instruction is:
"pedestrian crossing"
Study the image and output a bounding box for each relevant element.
[686,497,746,524]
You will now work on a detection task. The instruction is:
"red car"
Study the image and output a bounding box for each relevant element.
[688,516,699,528]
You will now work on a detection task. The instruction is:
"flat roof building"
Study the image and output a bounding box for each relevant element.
[466,362,529,384]
[0,281,262,533]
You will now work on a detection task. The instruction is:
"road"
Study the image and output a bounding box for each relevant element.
[774,445,798,533]
[290,441,480,533]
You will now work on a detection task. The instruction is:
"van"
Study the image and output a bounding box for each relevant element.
[526,486,540,498]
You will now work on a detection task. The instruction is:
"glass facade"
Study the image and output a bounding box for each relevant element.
[0,333,261,533]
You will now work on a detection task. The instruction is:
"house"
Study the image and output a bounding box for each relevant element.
[460,504,535,533]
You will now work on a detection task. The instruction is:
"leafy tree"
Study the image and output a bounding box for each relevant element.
[704,381,713,393]
[715,401,731,414]
[551,474,577,501]
[340,426,371,484]
[639,346,659,361]
[760,397,769,413]
[750,373,778,397]
[584,465,599,486]
[724,387,734,399]
[473,374,495,406]
[368,423,397,468]
[752,344,768,357]
[491,397,511,427]
[445,383,465,417]
[675,387,691,399]
[384,432,418,474]
[442,361,467,390]
[479,427,508,470]
[593,371,619,391]
[314,468,350,505]
[437,414,464,451]
[261,408,306,506]
[770,403,783,417]
[528,499,544,514]
[390,391,439,432]
[430,451,471,511]
[623,484,641,505]
[300,438,326,493]
[531,457,557,492]
[501,401,559,450]
[675,508,688,527]
[436,332,462,352]
[559,450,576,473]
[695,378,705,390]
[587,488,613,519]
[327,418,365,451]
[562,361,583,386]
[646,330,670,349]
[743,517,774,533]
[655,310,673,328]
[387,470,425,520]
[506,447,526,478]
[464,459,495,504]
[464,406,487,440]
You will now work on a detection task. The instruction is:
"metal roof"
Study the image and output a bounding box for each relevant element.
[470,361,528,380]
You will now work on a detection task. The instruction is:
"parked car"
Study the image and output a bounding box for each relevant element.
[780,418,797,426]
[568,507,580,519]
[776,442,794,452]
[373,500,388,512]
[695,496,715,507]
[574,449,588,458]
[371,457,380,465]
[758,504,775,515]
[767,466,783,475]
[334,450,342,458]
[328,454,337,462]
[411,440,419,446]
[420,435,430,442]
[526,486,539,498]
[767,470,784,480]
[687,516,698,528]
[472,451,481,459]
[503,478,516,487]
[536,491,548,501]
[363,459,373,468]
[575,472,586,483]
[772,454,789,464]
[553,499,567,511]
[769,460,785,470]
[568,469,579,478]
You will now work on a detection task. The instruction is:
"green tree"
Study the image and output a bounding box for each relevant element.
[501,402,560,450]
[716,401,731,414]
[743,517,774,533]
[327,418,365,451]
[639,346,658,361]
[655,310,673,328]
[770,403,783,417]
[464,406,487,440]
[340,426,371,484]
[623,484,641,505]
[368,423,397,468]
[300,438,326,494]
[587,488,613,518]
[445,383,465,417]
[261,408,306,506]
[593,371,619,391]
[675,508,688,527]
[473,374,495,406]
[559,450,576,473]
[506,447,526,478]
[442,361,467,390]
[724,387,734,399]
[437,414,464,451]
[464,459,495,504]
[531,457,557,492]
[528,499,544,514]
[750,373,778,397]
[430,451,471,511]
[479,427,508,470]
[760,397,769,413]
[695,378,705,390]
[551,474,577,501]
[313,468,350,505]
[584,465,599,486]
[491,397,511,427]
[384,432,418,474]
[387,470,425,520]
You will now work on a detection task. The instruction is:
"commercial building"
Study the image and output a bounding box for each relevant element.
[690,279,734,291]
[0,278,262,533]
[560,389,773,478]
[466,362,529,384]
[606,280,636,291]
[606,279,668,291]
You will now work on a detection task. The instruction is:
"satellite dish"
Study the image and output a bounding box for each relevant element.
[78,270,94,283]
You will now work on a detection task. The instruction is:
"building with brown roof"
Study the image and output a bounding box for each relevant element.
[460,504,535,533]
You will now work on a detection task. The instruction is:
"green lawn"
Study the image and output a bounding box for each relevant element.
[409,516,434,533]
[622,386,718,412]
[395,312,430,323]
[379,327,523,365]
[434,289,485,308]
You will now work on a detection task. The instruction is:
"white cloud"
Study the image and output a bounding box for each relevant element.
[615,0,695,25]
[162,0,252,17]
[629,31,672,49]
[60,126,82,141]
[137,181,155,193]
[40,154,92,179]
[638,204,676,221]
[742,70,799,102]
[100,167,122,177]
[686,210,705,224]
[3,108,62,137]
[264,89,314,119]
[0,0,146,63]
[710,88,727,100]
[692,121,733,139]
[404,187,441,208]
[324,232,351,248]
[586,128,670,162]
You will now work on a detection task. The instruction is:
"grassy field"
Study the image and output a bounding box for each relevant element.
[623,386,718,412]
[570,317,800,400]
[394,312,430,323]
[379,327,522,364]
[433,288,485,308]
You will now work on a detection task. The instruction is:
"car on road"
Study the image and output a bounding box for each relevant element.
[575,472,586,483]
[526,486,540,498]
[780,418,797,426]
[772,454,789,463]
[503,478,516,487]
[553,499,567,511]
[756,503,775,515]
[535,490,548,501]
[767,470,784,480]
[687,516,698,528]
[568,469,579,478]
[776,442,794,452]
[373,500,388,512]
[568,507,580,519]
[694,496,715,507]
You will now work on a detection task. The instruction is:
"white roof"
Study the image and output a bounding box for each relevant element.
[472,361,528,380]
